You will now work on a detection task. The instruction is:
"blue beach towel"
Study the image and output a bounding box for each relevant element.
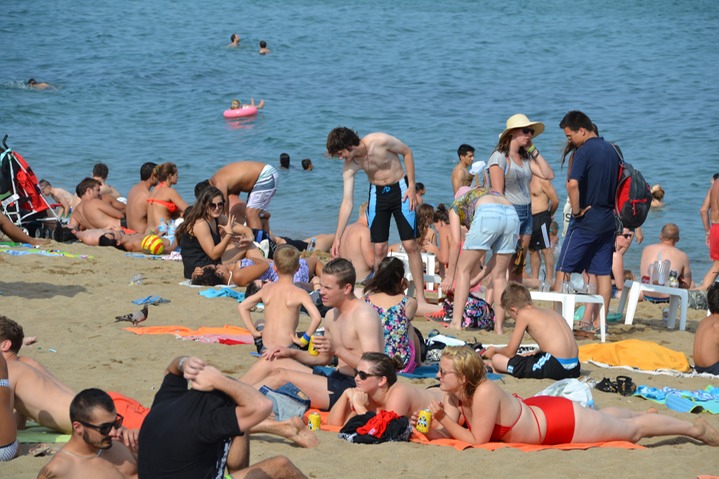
[635,385,719,414]
[198,288,245,301]
[399,363,503,381]
[132,295,171,305]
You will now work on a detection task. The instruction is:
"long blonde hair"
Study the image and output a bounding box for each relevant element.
[442,346,486,399]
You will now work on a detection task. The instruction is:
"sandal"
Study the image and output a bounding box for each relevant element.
[595,377,618,393]
[616,376,637,396]
[30,443,58,457]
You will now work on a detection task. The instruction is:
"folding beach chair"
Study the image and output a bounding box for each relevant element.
[0,135,60,238]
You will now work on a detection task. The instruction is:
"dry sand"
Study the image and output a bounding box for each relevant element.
[1,242,718,478]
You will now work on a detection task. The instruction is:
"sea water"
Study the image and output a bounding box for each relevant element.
[2,0,718,277]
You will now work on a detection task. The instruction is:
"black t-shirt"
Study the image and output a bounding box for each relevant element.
[137,373,242,479]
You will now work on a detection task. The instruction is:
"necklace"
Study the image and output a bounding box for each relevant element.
[60,448,102,459]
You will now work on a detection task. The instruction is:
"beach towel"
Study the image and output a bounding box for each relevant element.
[17,423,70,444]
[634,385,719,414]
[579,339,691,373]
[399,364,503,381]
[132,295,171,305]
[108,391,151,429]
[0,244,92,259]
[198,287,245,301]
[305,410,642,451]
[125,325,254,345]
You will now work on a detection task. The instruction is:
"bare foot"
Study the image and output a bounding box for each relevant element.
[416,302,442,317]
[23,336,38,346]
[646,408,658,414]
[694,418,719,446]
[285,416,319,448]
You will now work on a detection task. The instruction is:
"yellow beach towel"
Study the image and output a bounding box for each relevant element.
[579,339,690,372]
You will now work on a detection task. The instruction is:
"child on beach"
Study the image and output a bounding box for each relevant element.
[230,98,265,110]
[482,282,580,380]
[39,179,74,218]
[363,256,420,373]
[238,244,322,352]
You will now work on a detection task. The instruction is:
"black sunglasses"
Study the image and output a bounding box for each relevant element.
[354,369,381,380]
[209,201,225,209]
[522,127,535,135]
[78,414,123,435]
[620,233,633,239]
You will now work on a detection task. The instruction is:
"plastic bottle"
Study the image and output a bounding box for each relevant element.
[129,274,144,286]
[668,271,679,288]
[157,218,168,235]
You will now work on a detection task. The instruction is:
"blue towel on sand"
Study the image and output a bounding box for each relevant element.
[198,288,245,301]
[400,363,503,381]
[635,385,719,414]
[132,295,171,305]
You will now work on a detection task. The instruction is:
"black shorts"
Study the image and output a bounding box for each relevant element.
[367,177,417,243]
[528,210,551,252]
[506,352,580,380]
[313,367,356,410]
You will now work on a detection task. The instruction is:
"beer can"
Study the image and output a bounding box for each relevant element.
[308,412,321,431]
[416,409,432,433]
[308,329,325,356]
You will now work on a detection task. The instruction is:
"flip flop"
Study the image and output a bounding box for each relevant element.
[616,376,637,396]
[595,377,618,393]
[30,443,58,457]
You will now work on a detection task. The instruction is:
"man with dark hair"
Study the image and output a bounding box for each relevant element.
[553,111,621,333]
[240,258,383,410]
[694,283,719,375]
[126,162,158,233]
[37,388,137,478]
[451,143,476,193]
[279,152,290,169]
[92,162,121,199]
[138,356,307,479]
[69,178,125,231]
[326,126,438,315]
[301,158,313,171]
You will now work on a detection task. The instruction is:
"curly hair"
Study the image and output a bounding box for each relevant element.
[326,127,360,157]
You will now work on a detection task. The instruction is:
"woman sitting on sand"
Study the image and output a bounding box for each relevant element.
[146,162,189,234]
[419,346,719,447]
[328,352,443,427]
[176,187,247,279]
[363,257,420,373]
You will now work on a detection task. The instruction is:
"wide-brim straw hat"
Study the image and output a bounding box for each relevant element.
[498,113,545,139]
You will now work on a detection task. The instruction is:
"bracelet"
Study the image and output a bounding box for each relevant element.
[178,357,187,372]
[530,149,539,159]
[299,332,311,346]
[526,145,536,154]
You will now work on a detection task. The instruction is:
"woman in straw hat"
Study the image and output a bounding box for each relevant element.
[487,114,554,283]
[415,346,719,446]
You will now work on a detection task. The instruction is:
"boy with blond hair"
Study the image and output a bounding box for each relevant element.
[483,282,580,380]
[239,245,322,351]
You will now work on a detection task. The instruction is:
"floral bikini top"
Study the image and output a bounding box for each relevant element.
[450,187,502,229]
[364,295,412,367]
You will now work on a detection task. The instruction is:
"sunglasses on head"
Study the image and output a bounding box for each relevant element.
[522,127,535,135]
[209,201,225,210]
[354,369,381,380]
[78,414,123,435]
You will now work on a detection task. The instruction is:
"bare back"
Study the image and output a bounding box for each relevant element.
[711,181,719,223]
[356,133,408,186]
[517,306,578,359]
[125,183,151,233]
[209,161,266,196]
[640,242,692,288]
[260,281,311,349]
[694,314,719,368]
[8,358,74,433]
[338,222,373,281]
[71,199,122,230]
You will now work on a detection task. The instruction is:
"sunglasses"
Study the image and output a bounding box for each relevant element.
[209,201,225,210]
[620,233,633,239]
[438,368,457,377]
[354,369,381,380]
[522,127,535,135]
[78,414,123,435]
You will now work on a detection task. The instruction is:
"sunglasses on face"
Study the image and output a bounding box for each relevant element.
[438,368,457,377]
[209,201,225,210]
[522,127,535,135]
[620,233,633,239]
[354,369,381,380]
[78,414,123,435]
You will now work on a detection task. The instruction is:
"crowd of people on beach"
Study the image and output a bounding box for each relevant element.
[2,107,719,478]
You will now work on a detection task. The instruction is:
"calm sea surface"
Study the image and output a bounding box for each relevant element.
[2,0,718,277]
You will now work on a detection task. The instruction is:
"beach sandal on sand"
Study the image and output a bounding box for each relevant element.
[30,443,59,457]
[595,377,618,393]
[616,376,637,396]
[425,310,451,327]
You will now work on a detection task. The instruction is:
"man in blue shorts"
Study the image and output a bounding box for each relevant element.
[326,127,439,314]
[554,111,621,332]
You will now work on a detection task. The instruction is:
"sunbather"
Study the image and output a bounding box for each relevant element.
[0,212,50,246]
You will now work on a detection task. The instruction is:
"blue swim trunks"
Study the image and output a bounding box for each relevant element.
[367,176,417,243]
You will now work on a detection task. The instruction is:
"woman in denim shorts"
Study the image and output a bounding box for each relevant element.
[441,187,520,334]
[487,114,555,282]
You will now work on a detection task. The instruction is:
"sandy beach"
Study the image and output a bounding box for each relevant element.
[1,241,718,478]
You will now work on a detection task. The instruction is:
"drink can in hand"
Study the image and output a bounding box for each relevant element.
[308,329,325,356]
[416,409,432,433]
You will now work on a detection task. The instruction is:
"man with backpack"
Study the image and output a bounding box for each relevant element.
[553,111,621,333]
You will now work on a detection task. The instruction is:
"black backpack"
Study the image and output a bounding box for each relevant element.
[612,144,651,230]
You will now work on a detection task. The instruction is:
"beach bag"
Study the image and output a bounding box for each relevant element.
[442,290,495,331]
[612,144,651,230]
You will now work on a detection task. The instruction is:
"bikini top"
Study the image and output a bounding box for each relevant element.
[459,394,523,441]
[147,198,179,214]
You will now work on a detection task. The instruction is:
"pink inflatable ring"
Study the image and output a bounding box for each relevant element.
[223,106,258,119]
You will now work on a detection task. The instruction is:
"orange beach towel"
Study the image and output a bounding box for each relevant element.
[124,325,253,345]
[579,339,691,372]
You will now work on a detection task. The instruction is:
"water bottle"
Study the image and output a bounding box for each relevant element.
[668,271,679,288]
[129,274,144,286]
[157,218,168,235]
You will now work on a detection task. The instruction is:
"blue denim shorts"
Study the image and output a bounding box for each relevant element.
[513,203,533,236]
[465,203,520,254]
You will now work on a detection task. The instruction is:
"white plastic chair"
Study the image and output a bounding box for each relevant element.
[387,251,442,298]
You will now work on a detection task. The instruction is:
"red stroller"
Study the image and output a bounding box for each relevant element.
[0,135,60,238]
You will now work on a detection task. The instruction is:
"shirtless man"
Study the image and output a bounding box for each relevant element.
[700,174,719,288]
[326,127,439,315]
[69,228,175,253]
[205,161,279,235]
[93,163,121,200]
[528,175,559,284]
[37,389,137,479]
[451,144,475,194]
[337,202,374,282]
[694,283,719,375]
[239,258,383,410]
[39,179,74,217]
[69,178,125,231]
[483,283,580,380]
[0,353,17,461]
[125,162,158,233]
[639,223,693,300]
[0,316,74,433]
